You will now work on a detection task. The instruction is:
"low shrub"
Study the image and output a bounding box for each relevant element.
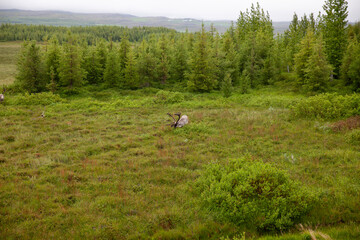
[153,90,184,104]
[9,92,66,106]
[291,93,360,119]
[330,116,360,132]
[345,129,360,145]
[196,158,316,233]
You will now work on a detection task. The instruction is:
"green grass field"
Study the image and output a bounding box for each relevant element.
[0,42,360,239]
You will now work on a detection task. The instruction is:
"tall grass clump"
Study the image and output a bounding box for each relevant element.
[196,158,316,233]
[292,93,360,119]
[9,92,66,105]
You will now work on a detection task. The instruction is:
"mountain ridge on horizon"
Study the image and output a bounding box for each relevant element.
[0,9,291,33]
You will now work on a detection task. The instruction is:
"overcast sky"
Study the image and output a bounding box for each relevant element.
[0,0,359,22]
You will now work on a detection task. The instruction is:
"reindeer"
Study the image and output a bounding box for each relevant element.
[0,87,5,102]
[167,112,189,128]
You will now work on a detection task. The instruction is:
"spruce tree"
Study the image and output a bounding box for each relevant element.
[124,47,138,89]
[16,40,45,93]
[170,34,188,84]
[83,46,103,84]
[103,49,120,87]
[158,34,170,85]
[341,38,360,91]
[187,24,217,92]
[58,32,85,89]
[294,29,316,88]
[304,38,332,92]
[221,72,233,98]
[323,0,348,78]
[136,40,157,87]
[45,37,61,89]
[119,33,131,81]
[95,39,108,81]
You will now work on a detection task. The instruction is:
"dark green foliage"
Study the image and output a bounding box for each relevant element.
[221,72,233,98]
[157,34,170,85]
[103,49,120,87]
[15,41,45,93]
[292,93,360,119]
[170,35,188,84]
[341,38,360,91]
[303,36,332,92]
[123,47,138,89]
[187,24,217,92]
[58,32,85,89]
[294,30,332,93]
[153,90,184,104]
[118,33,131,82]
[0,23,176,43]
[45,37,61,88]
[83,46,103,84]
[196,158,315,232]
[322,0,348,78]
[136,40,158,87]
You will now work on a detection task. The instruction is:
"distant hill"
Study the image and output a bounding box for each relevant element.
[0,9,290,34]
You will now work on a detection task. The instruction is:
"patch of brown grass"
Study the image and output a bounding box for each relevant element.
[330,116,360,132]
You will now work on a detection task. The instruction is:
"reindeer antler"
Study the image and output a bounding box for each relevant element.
[167,113,176,122]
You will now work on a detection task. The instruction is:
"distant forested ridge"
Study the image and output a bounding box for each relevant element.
[0,24,176,43]
[0,9,291,33]
[10,1,360,95]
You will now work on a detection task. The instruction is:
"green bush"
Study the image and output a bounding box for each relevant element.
[346,129,360,145]
[10,92,66,106]
[291,93,360,119]
[196,158,315,233]
[153,90,184,104]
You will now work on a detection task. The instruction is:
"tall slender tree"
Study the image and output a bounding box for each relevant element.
[322,0,348,78]
[16,41,45,92]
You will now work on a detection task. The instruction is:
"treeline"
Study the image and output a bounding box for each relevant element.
[0,24,177,44]
[14,0,360,95]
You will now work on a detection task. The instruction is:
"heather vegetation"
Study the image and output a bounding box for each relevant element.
[1,0,360,239]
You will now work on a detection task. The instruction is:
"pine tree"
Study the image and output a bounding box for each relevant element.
[323,0,348,78]
[187,24,217,92]
[83,46,103,84]
[15,40,45,93]
[136,40,157,87]
[158,34,170,85]
[103,49,120,87]
[221,72,233,98]
[170,34,188,84]
[294,29,316,88]
[304,38,332,92]
[45,37,61,88]
[124,47,139,89]
[58,32,85,89]
[222,32,239,86]
[119,33,131,81]
[341,38,360,91]
[95,39,108,82]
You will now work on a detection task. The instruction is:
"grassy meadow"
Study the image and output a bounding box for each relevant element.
[0,42,360,239]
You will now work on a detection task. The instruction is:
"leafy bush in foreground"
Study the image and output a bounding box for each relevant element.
[291,93,360,119]
[196,158,315,233]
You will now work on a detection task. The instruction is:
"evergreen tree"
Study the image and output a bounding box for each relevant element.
[341,38,360,91]
[187,24,217,92]
[119,33,131,81]
[45,37,61,89]
[103,49,120,87]
[95,39,108,81]
[222,32,239,86]
[294,29,316,88]
[323,0,348,78]
[136,40,157,87]
[221,72,233,98]
[83,46,103,84]
[124,47,139,89]
[170,34,188,84]
[157,34,170,85]
[59,32,85,89]
[15,40,45,92]
[304,37,332,92]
